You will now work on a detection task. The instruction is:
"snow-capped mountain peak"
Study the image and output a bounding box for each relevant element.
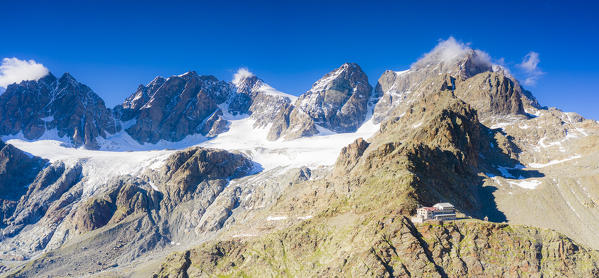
[232,68,297,101]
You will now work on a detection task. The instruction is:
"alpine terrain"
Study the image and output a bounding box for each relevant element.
[1,38,598,277]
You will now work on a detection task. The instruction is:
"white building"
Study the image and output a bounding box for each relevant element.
[411,203,457,223]
[433,203,455,213]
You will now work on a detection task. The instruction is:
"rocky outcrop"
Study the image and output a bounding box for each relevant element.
[372,43,523,123]
[71,179,159,233]
[229,71,295,128]
[0,141,47,222]
[156,147,255,206]
[0,73,119,148]
[117,72,235,144]
[2,163,82,238]
[0,141,46,200]
[453,71,525,117]
[268,63,373,140]
[334,137,370,174]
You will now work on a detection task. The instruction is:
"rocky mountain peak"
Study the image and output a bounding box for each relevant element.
[307,62,366,93]
[58,72,77,84]
[117,72,235,144]
[373,38,534,123]
[177,70,198,78]
[410,38,493,79]
[231,69,266,96]
[0,72,119,148]
[231,68,257,88]
[267,63,373,140]
[227,68,297,127]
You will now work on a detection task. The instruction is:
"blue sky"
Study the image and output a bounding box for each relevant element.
[1,0,598,119]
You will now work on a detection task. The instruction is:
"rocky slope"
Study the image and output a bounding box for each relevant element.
[156,220,599,278]
[152,91,599,277]
[268,63,373,140]
[0,140,47,225]
[2,146,265,276]
[0,73,120,148]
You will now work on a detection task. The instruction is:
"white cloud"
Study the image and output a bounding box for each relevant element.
[520,52,540,72]
[412,37,492,69]
[232,67,255,86]
[518,51,544,86]
[0,58,49,88]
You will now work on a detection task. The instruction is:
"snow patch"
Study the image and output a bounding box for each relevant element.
[232,233,256,238]
[508,179,542,190]
[41,116,54,122]
[529,155,582,168]
[257,83,298,102]
[266,216,288,221]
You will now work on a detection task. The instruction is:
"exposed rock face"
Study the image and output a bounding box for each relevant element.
[326,90,496,217]
[372,46,524,123]
[156,147,255,206]
[334,137,370,174]
[0,73,119,148]
[0,141,46,222]
[71,179,159,233]
[453,72,525,117]
[0,162,82,258]
[268,63,373,140]
[0,141,46,199]
[229,71,295,128]
[117,72,235,144]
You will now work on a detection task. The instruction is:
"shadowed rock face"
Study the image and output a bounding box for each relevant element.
[268,63,373,140]
[0,140,47,222]
[229,74,294,128]
[117,72,235,144]
[0,73,119,148]
[1,161,82,248]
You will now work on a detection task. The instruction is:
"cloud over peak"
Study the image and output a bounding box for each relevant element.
[412,37,493,69]
[0,58,49,88]
[519,51,544,86]
[232,67,255,86]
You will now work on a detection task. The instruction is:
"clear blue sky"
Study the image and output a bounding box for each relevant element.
[1,0,598,119]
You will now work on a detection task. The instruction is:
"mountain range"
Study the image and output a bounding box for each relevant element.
[0,40,598,277]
